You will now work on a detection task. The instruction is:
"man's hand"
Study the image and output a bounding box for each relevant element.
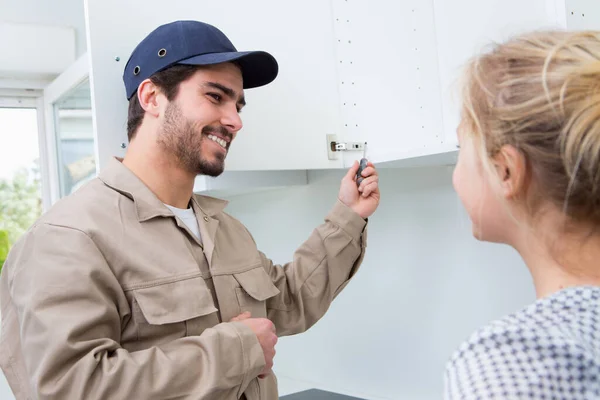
[338,160,380,219]
[230,312,277,379]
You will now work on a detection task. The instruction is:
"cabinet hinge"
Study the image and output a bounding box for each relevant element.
[326,134,366,160]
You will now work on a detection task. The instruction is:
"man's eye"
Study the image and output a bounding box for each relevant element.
[208,93,222,102]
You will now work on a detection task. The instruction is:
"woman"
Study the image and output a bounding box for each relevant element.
[446,30,600,399]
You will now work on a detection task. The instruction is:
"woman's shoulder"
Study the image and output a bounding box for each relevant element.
[444,286,600,399]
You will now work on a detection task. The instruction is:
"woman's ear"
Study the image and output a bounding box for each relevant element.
[493,145,527,199]
[137,79,161,118]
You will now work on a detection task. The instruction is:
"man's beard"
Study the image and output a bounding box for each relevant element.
[158,102,232,177]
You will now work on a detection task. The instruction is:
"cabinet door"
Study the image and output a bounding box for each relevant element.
[85,0,344,172]
[332,0,568,168]
[329,0,447,168]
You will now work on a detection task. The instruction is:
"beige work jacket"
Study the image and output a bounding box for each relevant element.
[0,158,367,399]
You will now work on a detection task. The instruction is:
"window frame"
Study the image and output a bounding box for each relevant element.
[0,53,91,212]
[0,93,51,211]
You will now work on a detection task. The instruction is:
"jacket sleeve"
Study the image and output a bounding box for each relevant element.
[261,200,368,336]
[6,223,265,400]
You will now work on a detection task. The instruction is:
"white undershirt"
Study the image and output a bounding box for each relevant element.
[164,204,202,243]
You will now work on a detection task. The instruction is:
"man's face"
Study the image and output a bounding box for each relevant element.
[157,63,245,176]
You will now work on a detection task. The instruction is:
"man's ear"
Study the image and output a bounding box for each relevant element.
[493,144,527,199]
[137,79,161,118]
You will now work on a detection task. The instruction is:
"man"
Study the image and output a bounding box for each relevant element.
[0,20,380,400]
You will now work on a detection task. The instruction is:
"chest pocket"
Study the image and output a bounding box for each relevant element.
[234,266,280,319]
[131,275,219,343]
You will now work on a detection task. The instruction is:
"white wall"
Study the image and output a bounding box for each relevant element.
[223,166,535,400]
[0,0,86,57]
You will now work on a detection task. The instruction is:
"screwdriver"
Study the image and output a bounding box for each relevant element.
[356,142,368,186]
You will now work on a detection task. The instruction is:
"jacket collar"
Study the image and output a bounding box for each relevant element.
[98,157,228,222]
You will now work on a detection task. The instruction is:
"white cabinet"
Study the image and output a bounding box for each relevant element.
[331,0,568,168]
[417,0,566,168]
[84,0,578,191]
[85,0,343,194]
[85,0,344,173]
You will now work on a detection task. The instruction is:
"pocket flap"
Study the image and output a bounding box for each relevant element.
[132,276,218,325]
[234,267,280,301]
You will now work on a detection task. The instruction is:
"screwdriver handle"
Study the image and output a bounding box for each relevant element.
[356,158,368,186]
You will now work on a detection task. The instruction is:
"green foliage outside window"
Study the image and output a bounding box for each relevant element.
[0,165,42,273]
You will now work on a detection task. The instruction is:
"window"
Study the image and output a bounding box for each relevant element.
[0,54,94,269]
[53,78,95,197]
[0,102,43,267]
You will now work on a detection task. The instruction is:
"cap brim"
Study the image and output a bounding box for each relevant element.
[178,51,278,89]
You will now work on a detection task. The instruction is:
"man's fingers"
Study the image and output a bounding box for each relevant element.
[358,175,379,193]
[359,166,377,178]
[361,181,379,197]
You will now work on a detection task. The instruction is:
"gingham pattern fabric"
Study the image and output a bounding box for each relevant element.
[444,286,600,399]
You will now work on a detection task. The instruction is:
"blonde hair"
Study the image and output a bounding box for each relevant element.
[461,30,600,225]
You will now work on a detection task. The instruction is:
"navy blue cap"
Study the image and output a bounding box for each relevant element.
[123,20,279,100]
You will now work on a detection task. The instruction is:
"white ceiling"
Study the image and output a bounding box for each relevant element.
[0,0,87,89]
[0,0,87,57]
